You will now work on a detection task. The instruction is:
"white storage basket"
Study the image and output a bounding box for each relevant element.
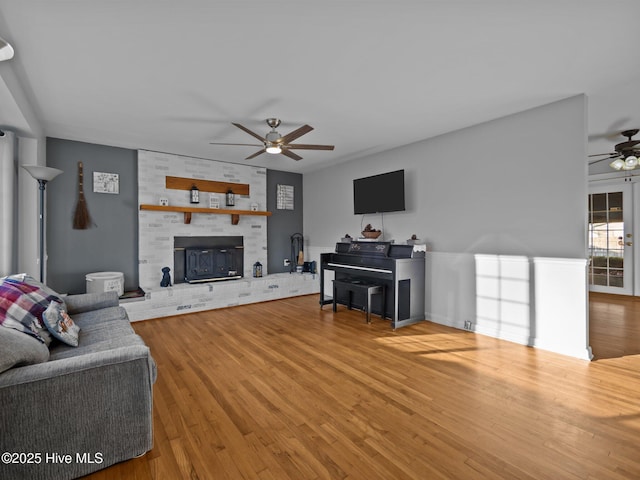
[85,272,124,296]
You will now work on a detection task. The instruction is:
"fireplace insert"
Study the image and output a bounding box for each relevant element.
[184,247,242,283]
[173,236,244,284]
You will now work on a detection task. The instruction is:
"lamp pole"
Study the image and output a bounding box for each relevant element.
[35,178,47,282]
[22,165,63,283]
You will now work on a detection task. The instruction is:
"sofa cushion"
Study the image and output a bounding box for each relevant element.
[77,316,135,343]
[0,274,64,344]
[72,305,129,329]
[0,324,50,373]
[41,301,81,347]
[64,291,120,315]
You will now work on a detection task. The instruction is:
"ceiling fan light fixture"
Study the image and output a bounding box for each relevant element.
[625,155,638,168]
[0,36,14,61]
[610,158,625,170]
[266,144,281,154]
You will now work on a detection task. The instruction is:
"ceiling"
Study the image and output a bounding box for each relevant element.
[0,1,639,174]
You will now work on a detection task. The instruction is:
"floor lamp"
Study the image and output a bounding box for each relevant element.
[22,165,63,283]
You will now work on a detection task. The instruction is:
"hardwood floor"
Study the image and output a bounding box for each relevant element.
[86,294,640,479]
[589,292,640,359]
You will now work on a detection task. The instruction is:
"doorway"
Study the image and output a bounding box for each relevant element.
[588,183,634,295]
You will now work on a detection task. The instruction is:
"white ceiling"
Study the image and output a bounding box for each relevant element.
[0,0,639,174]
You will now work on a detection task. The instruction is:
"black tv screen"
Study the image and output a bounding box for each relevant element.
[353,169,405,214]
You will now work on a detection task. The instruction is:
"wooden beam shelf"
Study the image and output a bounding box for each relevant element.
[140,204,271,225]
[166,176,250,196]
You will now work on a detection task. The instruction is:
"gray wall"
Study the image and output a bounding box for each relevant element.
[266,169,304,273]
[46,138,138,294]
[304,95,587,258]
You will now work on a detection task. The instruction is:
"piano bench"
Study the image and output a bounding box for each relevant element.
[332,280,386,324]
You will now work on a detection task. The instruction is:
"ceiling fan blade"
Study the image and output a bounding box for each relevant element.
[589,157,617,165]
[616,140,640,151]
[286,144,335,151]
[588,152,616,157]
[246,149,266,160]
[588,118,632,141]
[209,142,263,147]
[232,123,266,142]
[278,125,314,144]
[281,149,303,161]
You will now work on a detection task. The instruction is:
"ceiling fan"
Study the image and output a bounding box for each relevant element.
[589,129,640,171]
[209,118,335,161]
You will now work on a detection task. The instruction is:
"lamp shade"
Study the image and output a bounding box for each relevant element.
[22,165,63,182]
[0,36,14,61]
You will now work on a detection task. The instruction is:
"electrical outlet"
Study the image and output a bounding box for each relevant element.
[464,320,472,330]
[284,259,291,267]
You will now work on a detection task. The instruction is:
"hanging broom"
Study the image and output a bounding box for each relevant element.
[73,161,92,229]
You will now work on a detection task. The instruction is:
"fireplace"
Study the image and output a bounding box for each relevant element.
[174,236,243,284]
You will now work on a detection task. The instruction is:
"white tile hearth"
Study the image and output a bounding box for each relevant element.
[122,273,319,321]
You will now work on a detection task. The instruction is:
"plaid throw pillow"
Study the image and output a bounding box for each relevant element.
[0,274,64,344]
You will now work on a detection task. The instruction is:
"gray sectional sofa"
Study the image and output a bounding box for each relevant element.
[0,290,156,480]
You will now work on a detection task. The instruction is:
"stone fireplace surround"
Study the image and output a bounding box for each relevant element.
[130,150,318,321]
[138,150,268,288]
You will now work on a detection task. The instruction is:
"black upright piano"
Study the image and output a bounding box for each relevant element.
[320,241,425,329]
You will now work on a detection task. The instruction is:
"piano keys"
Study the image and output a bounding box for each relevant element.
[320,241,425,329]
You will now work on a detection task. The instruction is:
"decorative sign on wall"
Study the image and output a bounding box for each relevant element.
[93,172,119,194]
[276,184,294,210]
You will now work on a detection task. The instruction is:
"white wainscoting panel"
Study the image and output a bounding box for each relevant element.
[425,252,591,360]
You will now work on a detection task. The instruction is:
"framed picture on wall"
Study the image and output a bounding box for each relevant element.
[93,172,119,194]
[276,184,294,210]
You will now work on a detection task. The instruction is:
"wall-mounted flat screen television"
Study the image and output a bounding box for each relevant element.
[353,169,405,214]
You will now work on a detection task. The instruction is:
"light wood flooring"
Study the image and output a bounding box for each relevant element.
[86,293,640,479]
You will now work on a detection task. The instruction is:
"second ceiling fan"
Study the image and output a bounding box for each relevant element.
[210,118,335,161]
[589,129,640,170]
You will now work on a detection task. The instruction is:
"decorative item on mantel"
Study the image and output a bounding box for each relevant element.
[225,189,235,206]
[361,224,381,239]
[209,194,219,209]
[160,267,172,287]
[190,184,200,204]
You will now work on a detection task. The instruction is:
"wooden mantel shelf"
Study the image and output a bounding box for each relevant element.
[140,204,272,225]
